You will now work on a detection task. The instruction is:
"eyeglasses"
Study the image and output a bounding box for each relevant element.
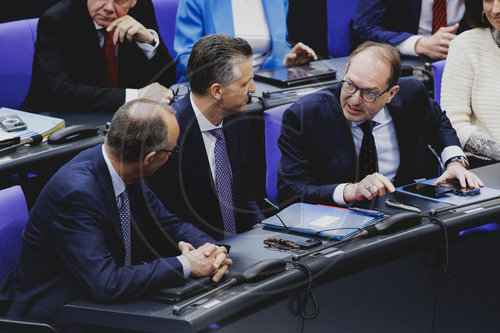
[157,144,179,155]
[341,79,391,103]
[263,238,301,251]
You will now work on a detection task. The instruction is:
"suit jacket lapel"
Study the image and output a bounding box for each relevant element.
[211,0,234,35]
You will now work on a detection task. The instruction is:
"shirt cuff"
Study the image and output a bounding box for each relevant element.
[136,29,159,60]
[395,35,421,57]
[441,145,466,166]
[333,183,349,206]
[125,88,139,103]
[177,255,191,279]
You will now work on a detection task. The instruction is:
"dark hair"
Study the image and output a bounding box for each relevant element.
[187,34,253,95]
[106,98,175,162]
[347,41,401,88]
[464,0,491,28]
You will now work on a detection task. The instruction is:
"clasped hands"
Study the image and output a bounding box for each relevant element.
[178,241,232,283]
[343,164,483,203]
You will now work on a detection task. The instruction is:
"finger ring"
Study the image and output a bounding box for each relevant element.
[367,185,372,191]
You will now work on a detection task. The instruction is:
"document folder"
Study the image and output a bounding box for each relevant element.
[262,203,384,240]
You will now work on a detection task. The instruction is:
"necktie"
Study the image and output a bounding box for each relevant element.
[358,120,378,180]
[102,30,117,87]
[209,128,237,239]
[432,0,447,34]
[118,190,132,266]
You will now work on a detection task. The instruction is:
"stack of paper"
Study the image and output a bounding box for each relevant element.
[0,107,65,141]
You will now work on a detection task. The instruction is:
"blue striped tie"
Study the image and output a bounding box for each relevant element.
[210,128,237,238]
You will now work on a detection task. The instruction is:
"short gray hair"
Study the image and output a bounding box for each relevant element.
[106,98,175,162]
[187,34,253,95]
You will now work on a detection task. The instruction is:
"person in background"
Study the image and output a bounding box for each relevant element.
[277,42,482,207]
[173,0,317,79]
[149,34,265,240]
[441,0,500,162]
[353,0,468,59]
[22,0,176,114]
[0,99,230,331]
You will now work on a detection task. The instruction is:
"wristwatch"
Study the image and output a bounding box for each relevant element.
[445,155,469,169]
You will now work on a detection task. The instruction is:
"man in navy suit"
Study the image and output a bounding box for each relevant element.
[277,42,482,207]
[0,99,230,330]
[352,0,468,59]
[22,0,176,114]
[149,34,265,240]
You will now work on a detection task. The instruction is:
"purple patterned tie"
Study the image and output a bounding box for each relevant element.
[210,128,237,238]
[358,120,378,180]
[118,190,132,266]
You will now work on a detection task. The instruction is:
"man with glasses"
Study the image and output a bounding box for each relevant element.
[1,99,230,331]
[22,0,176,114]
[277,41,482,206]
[149,34,265,241]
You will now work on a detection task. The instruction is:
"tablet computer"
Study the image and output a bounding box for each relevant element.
[254,61,337,88]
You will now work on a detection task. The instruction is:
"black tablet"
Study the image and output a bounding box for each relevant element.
[254,61,337,88]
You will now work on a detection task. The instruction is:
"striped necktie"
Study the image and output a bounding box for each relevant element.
[432,0,447,34]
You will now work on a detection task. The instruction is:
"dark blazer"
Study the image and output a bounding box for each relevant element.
[351,0,468,50]
[277,77,460,206]
[149,94,264,240]
[22,0,176,114]
[0,145,213,330]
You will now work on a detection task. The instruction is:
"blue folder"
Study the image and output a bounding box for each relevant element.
[262,203,384,240]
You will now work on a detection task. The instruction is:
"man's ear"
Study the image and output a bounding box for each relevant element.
[143,151,156,166]
[386,85,399,104]
[210,83,223,101]
[129,0,138,9]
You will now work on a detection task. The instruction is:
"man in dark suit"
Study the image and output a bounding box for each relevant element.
[149,34,264,240]
[352,0,468,59]
[22,0,176,114]
[0,99,230,331]
[277,41,482,207]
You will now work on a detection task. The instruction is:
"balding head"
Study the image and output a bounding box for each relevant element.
[106,98,176,163]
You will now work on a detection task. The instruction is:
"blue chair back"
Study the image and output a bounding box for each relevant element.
[0,18,38,109]
[264,103,292,201]
[326,0,358,57]
[152,0,179,60]
[0,186,29,281]
[432,59,446,104]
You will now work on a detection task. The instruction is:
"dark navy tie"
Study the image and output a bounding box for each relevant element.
[118,190,132,266]
[210,128,237,238]
[358,120,378,180]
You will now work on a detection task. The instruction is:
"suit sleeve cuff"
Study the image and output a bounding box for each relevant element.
[177,255,191,279]
[333,183,349,206]
[136,29,159,59]
[395,35,421,57]
[441,146,465,165]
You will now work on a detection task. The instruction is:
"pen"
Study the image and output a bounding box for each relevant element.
[385,199,422,213]
[348,206,384,218]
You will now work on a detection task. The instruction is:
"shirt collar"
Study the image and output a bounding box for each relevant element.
[101,145,126,199]
[190,93,223,132]
[351,106,391,128]
[93,21,105,31]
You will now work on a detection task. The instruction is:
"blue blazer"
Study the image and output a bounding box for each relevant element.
[277,78,461,206]
[0,145,213,330]
[174,0,291,78]
[351,0,468,50]
[149,94,264,240]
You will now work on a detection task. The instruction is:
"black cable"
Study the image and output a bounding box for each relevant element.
[425,211,450,277]
[291,258,319,320]
[251,94,271,110]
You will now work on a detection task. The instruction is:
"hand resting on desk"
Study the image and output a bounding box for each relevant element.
[343,172,396,202]
[433,162,484,189]
[178,241,232,283]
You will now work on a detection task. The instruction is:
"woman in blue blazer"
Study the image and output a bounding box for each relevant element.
[174,0,316,79]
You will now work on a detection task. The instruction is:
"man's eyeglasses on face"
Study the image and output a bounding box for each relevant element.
[157,144,179,155]
[341,79,391,103]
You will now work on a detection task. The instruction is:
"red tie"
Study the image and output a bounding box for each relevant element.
[102,30,117,87]
[432,0,447,34]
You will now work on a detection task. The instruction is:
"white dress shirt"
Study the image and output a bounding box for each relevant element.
[332,107,465,206]
[101,146,190,278]
[94,21,160,102]
[396,0,465,56]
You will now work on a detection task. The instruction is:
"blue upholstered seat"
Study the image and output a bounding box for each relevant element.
[152,0,179,60]
[326,0,359,57]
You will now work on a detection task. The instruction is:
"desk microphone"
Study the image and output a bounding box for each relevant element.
[0,134,43,155]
